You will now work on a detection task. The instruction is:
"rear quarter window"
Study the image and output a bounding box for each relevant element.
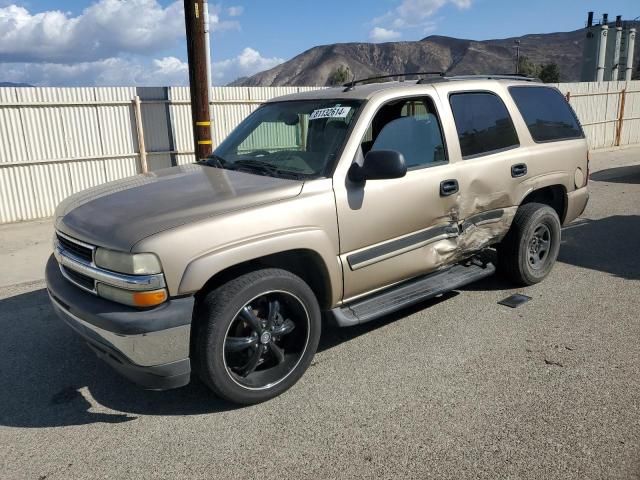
[449,92,519,159]
[508,86,584,142]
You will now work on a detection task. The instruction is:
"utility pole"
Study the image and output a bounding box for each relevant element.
[184,0,212,160]
[203,1,213,89]
[514,40,521,74]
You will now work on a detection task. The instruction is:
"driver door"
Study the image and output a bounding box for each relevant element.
[334,95,461,301]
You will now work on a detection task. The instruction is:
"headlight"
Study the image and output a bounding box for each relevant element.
[94,248,162,275]
[97,283,167,308]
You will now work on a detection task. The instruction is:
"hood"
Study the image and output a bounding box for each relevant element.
[55,164,303,251]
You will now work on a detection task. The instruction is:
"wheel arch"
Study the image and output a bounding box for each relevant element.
[519,184,567,223]
[192,248,335,310]
[188,248,332,360]
[178,227,341,306]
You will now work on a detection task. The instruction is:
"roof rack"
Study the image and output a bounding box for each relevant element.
[343,72,444,91]
[445,74,541,82]
[342,72,540,91]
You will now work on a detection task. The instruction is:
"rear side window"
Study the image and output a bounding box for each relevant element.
[509,86,583,142]
[449,92,519,158]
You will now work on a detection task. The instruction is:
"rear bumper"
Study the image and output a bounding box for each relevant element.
[45,255,193,390]
[564,186,589,225]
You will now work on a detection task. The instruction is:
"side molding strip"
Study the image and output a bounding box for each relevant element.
[461,209,504,232]
[347,223,459,271]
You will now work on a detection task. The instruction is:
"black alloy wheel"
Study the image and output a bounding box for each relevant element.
[195,268,321,404]
[223,291,309,390]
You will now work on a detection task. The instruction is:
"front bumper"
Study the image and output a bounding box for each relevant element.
[45,255,194,390]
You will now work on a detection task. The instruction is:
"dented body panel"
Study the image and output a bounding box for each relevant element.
[331,79,587,301]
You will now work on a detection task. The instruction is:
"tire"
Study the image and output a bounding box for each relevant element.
[194,268,321,405]
[497,203,561,286]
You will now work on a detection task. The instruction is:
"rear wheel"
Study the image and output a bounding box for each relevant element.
[195,268,321,405]
[498,203,561,286]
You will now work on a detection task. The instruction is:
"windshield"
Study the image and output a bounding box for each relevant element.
[208,100,362,179]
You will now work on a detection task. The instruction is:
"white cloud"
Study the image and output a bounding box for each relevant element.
[208,4,241,32]
[369,27,402,42]
[150,56,189,83]
[372,0,472,36]
[1,56,190,86]
[227,5,244,17]
[0,1,183,63]
[212,47,284,85]
[0,1,241,64]
[0,1,252,86]
[2,48,284,87]
[0,2,278,88]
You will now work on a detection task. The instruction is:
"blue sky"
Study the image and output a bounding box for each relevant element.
[0,0,637,86]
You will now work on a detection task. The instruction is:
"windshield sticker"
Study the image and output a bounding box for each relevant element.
[309,106,352,120]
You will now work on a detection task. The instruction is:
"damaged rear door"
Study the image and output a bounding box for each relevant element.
[436,87,527,255]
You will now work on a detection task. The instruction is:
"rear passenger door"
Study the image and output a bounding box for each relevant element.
[507,85,588,201]
[437,88,528,250]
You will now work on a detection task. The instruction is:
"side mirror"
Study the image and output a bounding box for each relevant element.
[348,150,407,182]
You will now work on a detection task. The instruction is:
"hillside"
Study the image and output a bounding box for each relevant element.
[234,24,640,86]
[0,82,33,87]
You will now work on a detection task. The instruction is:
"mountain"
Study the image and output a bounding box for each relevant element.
[0,82,33,87]
[234,24,640,86]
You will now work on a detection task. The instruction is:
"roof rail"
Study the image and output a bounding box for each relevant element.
[340,72,541,92]
[446,74,541,82]
[343,72,444,91]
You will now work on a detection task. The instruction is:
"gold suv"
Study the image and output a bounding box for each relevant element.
[46,75,589,404]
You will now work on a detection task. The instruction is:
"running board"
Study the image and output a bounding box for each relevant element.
[330,261,495,327]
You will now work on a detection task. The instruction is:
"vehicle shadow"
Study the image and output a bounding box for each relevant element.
[590,165,640,184]
[457,273,515,292]
[455,250,518,292]
[0,287,458,428]
[0,288,237,429]
[3,215,635,428]
[558,215,640,281]
[465,215,640,286]
[317,291,460,352]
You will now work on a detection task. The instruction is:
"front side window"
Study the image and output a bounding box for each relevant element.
[449,92,519,159]
[509,86,584,142]
[211,100,362,179]
[361,97,447,169]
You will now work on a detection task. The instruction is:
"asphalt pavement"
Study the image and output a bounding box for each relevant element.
[0,147,639,479]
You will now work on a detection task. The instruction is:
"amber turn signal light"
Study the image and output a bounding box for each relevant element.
[132,289,168,307]
[96,283,168,308]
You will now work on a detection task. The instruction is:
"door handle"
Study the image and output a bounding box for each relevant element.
[511,163,528,178]
[440,179,459,197]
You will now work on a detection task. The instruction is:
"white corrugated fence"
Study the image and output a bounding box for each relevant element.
[0,81,639,223]
[554,81,640,148]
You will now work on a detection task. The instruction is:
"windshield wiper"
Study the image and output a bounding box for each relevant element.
[201,154,228,168]
[231,159,306,180]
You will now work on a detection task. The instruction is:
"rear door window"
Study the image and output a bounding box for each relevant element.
[508,86,584,142]
[449,92,519,159]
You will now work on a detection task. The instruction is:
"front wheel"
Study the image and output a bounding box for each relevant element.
[498,203,561,286]
[194,268,321,405]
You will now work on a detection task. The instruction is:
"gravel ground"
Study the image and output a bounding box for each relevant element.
[1,147,639,480]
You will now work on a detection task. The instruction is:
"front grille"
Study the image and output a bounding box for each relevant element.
[56,234,93,263]
[62,266,95,291]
